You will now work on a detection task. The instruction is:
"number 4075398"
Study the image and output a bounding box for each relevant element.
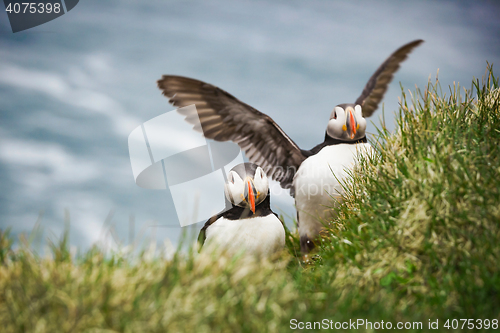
[444,319,498,330]
[5,2,61,14]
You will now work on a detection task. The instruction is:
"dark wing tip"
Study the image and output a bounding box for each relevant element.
[157,75,178,98]
[197,228,206,252]
[197,214,219,252]
[355,39,424,117]
[407,39,424,46]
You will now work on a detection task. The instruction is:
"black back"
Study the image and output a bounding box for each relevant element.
[301,132,368,158]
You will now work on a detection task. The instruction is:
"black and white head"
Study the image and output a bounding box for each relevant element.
[326,103,367,141]
[224,163,269,213]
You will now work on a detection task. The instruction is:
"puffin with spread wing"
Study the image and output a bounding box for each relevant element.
[158,40,423,254]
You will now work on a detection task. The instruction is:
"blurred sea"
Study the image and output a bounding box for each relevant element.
[1,0,499,250]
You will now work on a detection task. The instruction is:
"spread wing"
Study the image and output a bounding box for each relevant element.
[355,39,424,117]
[157,76,306,189]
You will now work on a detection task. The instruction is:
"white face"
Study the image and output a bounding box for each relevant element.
[224,166,269,212]
[326,105,367,141]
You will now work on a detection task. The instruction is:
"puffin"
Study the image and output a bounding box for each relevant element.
[158,39,423,254]
[197,163,285,257]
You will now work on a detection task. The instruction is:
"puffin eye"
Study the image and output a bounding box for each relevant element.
[333,111,337,119]
[228,173,234,184]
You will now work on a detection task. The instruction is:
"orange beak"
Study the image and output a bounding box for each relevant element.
[348,108,357,139]
[246,179,256,214]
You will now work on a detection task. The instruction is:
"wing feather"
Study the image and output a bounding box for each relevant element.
[355,39,424,117]
[157,75,306,189]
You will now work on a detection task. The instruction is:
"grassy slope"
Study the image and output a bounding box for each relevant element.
[0,69,499,332]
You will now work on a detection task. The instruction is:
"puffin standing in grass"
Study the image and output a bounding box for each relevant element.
[197,163,285,257]
[158,39,423,254]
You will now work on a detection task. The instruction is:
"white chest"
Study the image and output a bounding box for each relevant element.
[293,143,373,237]
[204,215,285,257]
[294,143,372,198]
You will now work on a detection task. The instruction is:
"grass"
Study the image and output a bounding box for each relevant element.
[1,66,499,332]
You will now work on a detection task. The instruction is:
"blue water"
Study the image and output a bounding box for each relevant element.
[1,0,499,250]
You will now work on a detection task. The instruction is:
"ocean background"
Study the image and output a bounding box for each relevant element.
[1,0,499,252]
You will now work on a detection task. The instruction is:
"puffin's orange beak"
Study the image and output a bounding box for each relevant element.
[347,108,357,139]
[246,179,256,214]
